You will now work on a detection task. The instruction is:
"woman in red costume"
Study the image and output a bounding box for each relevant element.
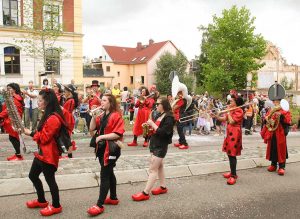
[24,88,69,216]
[87,94,125,216]
[61,84,78,158]
[52,83,63,106]
[212,94,244,185]
[0,83,24,161]
[261,99,291,176]
[128,87,154,147]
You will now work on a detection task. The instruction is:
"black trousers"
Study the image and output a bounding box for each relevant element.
[130,111,134,121]
[9,135,20,154]
[86,113,92,131]
[245,116,253,134]
[177,122,187,146]
[228,155,237,177]
[97,161,117,206]
[29,158,60,208]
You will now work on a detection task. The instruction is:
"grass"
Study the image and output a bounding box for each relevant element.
[290,106,300,125]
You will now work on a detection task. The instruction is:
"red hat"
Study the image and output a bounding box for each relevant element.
[177,91,183,95]
[249,95,254,100]
[230,90,237,94]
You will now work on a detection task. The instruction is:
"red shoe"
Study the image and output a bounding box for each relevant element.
[278,168,285,176]
[222,173,238,179]
[179,145,189,149]
[268,166,277,172]
[40,205,62,216]
[7,155,16,161]
[143,142,148,147]
[151,187,168,195]
[26,199,49,208]
[227,177,237,185]
[127,141,138,146]
[104,197,119,205]
[63,156,70,159]
[87,205,104,216]
[59,156,63,159]
[9,156,23,161]
[72,141,77,151]
[132,192,150,201]
[174,143,181,147]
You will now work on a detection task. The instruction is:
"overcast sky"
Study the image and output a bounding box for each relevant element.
[82,0,300,65]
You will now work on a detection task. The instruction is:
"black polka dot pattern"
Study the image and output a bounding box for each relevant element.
[224,147,227,151]
[231,138,235,141]
[234,145,237,148]
[240,146,242,149]
[229,132,233,136]
[228,150,231,154]
[226,143,228,146]
[238,139,240,143]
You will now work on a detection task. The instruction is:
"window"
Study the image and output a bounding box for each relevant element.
[141,76,144,84]
[4,47,20,74]
[130,76,133,84]
[46,49,60,74]
[140,56,147,61]
[106,66,110,72]
[117,71,120,77]
[105,55,106,60]
[132,57,138,62]
[100,82,105,88]
[3,0,18,26]
[44,4,59,30]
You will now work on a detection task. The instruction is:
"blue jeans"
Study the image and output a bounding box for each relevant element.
[183,122,193,135]
[121,102,128,115]
[74,113,79,129]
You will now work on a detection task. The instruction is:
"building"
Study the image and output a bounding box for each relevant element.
[83,39,189,90]
[0,0,83,88]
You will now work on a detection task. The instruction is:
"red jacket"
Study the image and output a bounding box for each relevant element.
[89,92,101,110]
[133,97,154,136]
[55,92,61,104]
[96,112,125,166]
[0,94,23,140]
[32,114,67,169]
[63,98,75,134]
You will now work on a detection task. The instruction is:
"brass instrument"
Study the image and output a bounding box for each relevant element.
[215,104,248,116]
[179,108,220,123]
[138,95,145,104]
[88,106,105,119]
[265,99,289,131]
[142,111,153,137]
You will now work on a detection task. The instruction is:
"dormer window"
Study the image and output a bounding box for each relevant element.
[140,56,147,61]
[132,57,138,62]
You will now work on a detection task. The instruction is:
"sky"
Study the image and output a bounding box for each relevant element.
[82,0,300,65]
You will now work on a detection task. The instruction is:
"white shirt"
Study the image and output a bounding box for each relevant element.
[24,89,38,109]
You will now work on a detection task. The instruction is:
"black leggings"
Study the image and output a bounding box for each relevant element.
[130,111,134,121]
[9,135,20,154]
[29,158,60,208]
[97,162,117,206]
[228,155,237,177]
[134,135,148,142]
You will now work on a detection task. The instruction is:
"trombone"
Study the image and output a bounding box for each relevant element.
[179,108,220,123]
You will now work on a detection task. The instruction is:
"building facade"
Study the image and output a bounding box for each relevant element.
[0,0,83,87]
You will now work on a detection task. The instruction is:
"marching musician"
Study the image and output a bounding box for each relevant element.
[88,94,125,216]
[244,96,254,135]
[52,83,64,106]
[61,84,79,159]
[261,82,292,176]
[127,87,154,147]
[0,83,24,161]
[173,91,189,149]
[82,80,102,137]
[23,88,68,216]
[211,94,244,185]
[132,97,174,201]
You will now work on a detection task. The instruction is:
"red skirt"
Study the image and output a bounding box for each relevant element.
[222,124,242,156]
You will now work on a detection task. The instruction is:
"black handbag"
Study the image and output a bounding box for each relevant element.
[106,140,121,165]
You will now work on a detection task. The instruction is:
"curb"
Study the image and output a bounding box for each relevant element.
[1,154,300,197]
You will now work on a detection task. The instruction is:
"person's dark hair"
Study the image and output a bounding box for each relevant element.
[43,78,49,85]
[103,94,120,113]
[37,89,68,131]
[54,83,62,93]
[153,91,160,102]
[7,83,22,95]
[65,84,79,109]
[158,97,173,116]
[231,94,244,106]
[123,87,128,91]
[142,88,149,96]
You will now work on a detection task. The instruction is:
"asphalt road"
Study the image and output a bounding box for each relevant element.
[1,132,300,161]
[0,162,299,219]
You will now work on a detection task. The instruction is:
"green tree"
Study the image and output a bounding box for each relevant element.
[280,76,295,90]
[13,0,71,74]
[199,5,267,93]
[154,50,193,94]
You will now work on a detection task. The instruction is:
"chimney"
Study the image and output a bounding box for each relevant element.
[137,42,142,52]
[149,39,154,46]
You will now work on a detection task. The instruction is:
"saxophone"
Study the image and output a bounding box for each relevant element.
[142,111,153,137]
[265,105,281,131]
[1,88,28,153]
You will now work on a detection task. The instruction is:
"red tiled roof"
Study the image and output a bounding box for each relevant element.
[103,41,170,64]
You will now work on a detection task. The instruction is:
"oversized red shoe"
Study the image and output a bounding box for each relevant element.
[174,143,181,147]
[104,197,119,205]
[7,155,16,161]
[132,192,150,201]
[127,141,138,146]
[278,168,285,176]
[87,205,104,216]
[40,205,62,216]
[268,166,277,172]
[72,141,77,151]
[26,199,49,208]
[222,173,238,179]
[179,145,189,149]
[151,187,168,195]
[143,142,148,147]
[9,156,23,161]
[227,177,237,185]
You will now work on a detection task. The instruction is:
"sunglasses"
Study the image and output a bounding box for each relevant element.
[155,103,162,106]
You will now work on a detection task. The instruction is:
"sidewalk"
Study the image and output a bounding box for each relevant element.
[1,146,300,197]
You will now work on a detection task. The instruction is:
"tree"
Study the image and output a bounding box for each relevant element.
[13,0,71,74]
[280,76,294,90]
[199,5,267,93]
[154,50,193,95]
